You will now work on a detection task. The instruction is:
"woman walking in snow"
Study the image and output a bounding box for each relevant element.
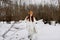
[25,10,37,40]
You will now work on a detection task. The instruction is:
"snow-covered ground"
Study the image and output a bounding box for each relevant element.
[0,19,60,40]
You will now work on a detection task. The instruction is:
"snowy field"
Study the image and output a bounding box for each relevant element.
[0,19,60,40]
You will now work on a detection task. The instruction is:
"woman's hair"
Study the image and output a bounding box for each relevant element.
[27,14,34,22]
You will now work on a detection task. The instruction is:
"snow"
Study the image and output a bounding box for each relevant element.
[0,19,60,40]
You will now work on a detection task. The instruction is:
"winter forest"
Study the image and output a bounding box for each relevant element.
[0,0,60,23]
[0,0,60,40]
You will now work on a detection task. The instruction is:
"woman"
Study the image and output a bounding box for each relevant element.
[25,10,36,22]
[25,10,37,40]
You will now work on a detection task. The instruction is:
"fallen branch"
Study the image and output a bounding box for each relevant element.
[2,22,16,38]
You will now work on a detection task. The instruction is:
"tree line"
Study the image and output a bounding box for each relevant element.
[0,0,60,24]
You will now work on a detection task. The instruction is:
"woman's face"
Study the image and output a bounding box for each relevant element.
[29,11,33,16]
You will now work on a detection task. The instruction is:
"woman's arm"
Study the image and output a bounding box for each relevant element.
[34,17,36,22]
[25,16,28,20]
